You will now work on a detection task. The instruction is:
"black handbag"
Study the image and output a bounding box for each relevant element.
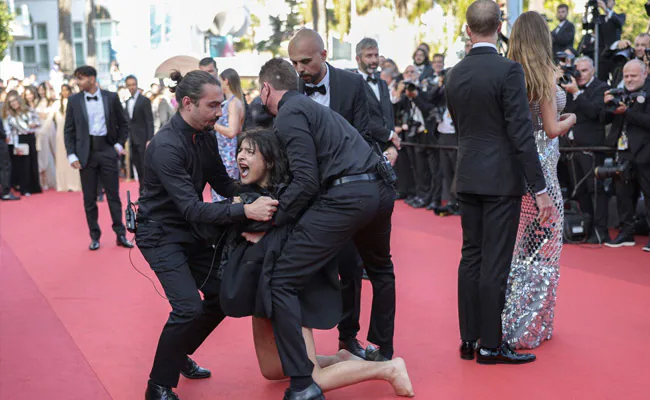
[563,200,591,243]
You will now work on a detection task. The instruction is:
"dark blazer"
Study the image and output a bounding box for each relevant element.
[599,12,626,49]
[126,93,154,146]
[446,46,546,196]
[64,89,129,168]
[299,63,371,143]
[551,21,575,55]
[564,78,609,146]
[360,72,395,145]
[601,90,650,163]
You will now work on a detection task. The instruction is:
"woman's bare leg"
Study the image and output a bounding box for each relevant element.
[316,349,363,368]
[252,317,286,380]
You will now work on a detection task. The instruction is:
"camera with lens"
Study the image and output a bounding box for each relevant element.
[594,158,632,180]
[612,46,635,63]
[405,119,423,138]
[604,88,647,113]
[556,52,581,85]
[404,80,420,92]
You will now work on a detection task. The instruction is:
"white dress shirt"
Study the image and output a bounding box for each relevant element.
[472,42,498,51]
[68,88,123,165]
[305,64,331,107]
[126,91,140,120]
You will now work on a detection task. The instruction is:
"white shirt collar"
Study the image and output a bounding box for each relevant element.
[130,91,140,101]
[584,76,595,88]
[558,20,566,28]
[306,64,330,89]
[472,42,497,51]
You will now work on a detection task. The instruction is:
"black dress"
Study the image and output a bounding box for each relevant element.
[219,185,341,330]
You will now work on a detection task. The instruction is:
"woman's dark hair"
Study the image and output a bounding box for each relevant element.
[60,84,72,114]
[168,70,220,107]
[22,85,40,108]
[238,128,289,191]
[412,48,431,66]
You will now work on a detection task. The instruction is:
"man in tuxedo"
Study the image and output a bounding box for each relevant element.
[198,57,218,79]
[597,0,626,82]
[288,29,396,362]
[124,75,154,196]
[64,65,133,251]
[552,4,575,56]
[561,57,610,244]
[446,0,553,364]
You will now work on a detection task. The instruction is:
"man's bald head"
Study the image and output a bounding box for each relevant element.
[623,59,647,92]
[466,0,501,38]
[288,29,328,84]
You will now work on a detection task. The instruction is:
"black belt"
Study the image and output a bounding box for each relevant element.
[330,173,380,188]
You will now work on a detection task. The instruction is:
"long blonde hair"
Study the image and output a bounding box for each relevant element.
[507,11,555,104]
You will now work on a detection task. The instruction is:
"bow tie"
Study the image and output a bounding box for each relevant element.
[366,74,378,84]
[305,85,326,96]
[86,95,98,102]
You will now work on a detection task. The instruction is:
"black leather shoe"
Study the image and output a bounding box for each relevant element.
[365,348,390,362]
[145,381,180,400]
[180,356,211,379]
[89,240,100,251]
[116,235,134,248]
[283,383,325,400]
[338,339,366,359]
[476,343,536,365]
[460,341,478,360]
[425,201,440,212]
[409,198,427,209]
[604,232,635,248]
[643,240,650,252]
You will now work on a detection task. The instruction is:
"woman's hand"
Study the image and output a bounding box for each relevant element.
[242,232,265,243]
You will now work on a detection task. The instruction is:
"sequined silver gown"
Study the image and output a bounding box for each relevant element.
[502,89,566,349]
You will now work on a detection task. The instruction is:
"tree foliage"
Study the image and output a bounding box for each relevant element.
[256,0,304,56]
[0,2,14,56]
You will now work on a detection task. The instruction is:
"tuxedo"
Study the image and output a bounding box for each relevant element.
[598,11,626,82]
[563,78,610,236]
[125,91,154,194]
[64,89,129,241]
[359,71,395,145]
[446,45,546,348]
[551,20,575,55]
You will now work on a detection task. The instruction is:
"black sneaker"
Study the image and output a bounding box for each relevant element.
[1,193,20,201]
[604,233,635,248]
[643,240,650,252]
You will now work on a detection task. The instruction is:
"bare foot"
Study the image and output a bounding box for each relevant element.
[387,357,415,397]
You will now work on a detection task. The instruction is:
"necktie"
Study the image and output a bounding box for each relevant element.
[305,85,326,96]
[366,74,378,84]
[86,95,98,101]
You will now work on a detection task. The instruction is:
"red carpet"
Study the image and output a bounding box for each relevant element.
[1,182,648,399]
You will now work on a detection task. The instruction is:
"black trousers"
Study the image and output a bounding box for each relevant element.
[9,135,41,195]
[395,135,416,197]
[412,134,432,201]
[79,140,125,240]
[438,133,458,204]
[615,160,650,236]
[137,223,225,388]
[337,243,363,342]
[457,193,522,349]
[567,152,609,234]
[271,181,396,377]
[0,140,11,195]
[130,141,146,195]
[424,133,442,204]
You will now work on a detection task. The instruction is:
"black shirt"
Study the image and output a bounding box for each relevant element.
[273,90,378,225]
[137,112,246,227]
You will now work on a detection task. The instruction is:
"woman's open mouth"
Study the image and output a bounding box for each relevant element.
[239,163,249,178]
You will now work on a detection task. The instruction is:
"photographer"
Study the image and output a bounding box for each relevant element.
[596,0,627,82]
[602,33,650,87]
[561,56,610,243]
[552,4,576,56]
[600,59,650,251]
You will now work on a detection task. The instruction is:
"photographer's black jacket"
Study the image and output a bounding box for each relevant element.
[599,12,626,49]
[137,112,246,229]
[552,21,575,55]
[601,90,650,163]
[564,78,609,146]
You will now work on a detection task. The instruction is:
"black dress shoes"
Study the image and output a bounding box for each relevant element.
[365,348,390,362]
[338,339,367,359]
[605,232,635,248]
[283,383,325,400]
[409,197,427,209]
[476,343,536,365]
[89,240,100,251]
[116,235,134,248]
[180,356,211,379]
[145,380,180,400]
[460,341,478,360]
[425,201,440,212]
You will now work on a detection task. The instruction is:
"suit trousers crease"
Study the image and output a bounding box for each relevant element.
[337,243,363,342]
[138,227,225,388]
[79,144,125,240]
[130,141,146,194]
[457,193,522,349]
[271,182,396,377]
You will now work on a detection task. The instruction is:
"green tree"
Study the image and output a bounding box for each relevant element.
[0,2,14,56]
[257,0,304,56]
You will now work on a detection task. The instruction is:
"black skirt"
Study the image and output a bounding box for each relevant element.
[9,134,41,194]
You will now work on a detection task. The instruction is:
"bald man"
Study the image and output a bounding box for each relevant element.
[601,59,650,252]
[288,29,395,362]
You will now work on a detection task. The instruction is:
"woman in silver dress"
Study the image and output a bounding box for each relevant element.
[502,11,577,349]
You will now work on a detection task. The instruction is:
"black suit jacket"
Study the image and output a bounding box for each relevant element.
[599,12,626,49]
[63,89,129,168]
[446,46,546,196]
[126,93,154,147]
[299,63,371,143]
[601,91,650,163]
[552,21,575,55]
[360,73,395,145]
[564,79,609,146]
